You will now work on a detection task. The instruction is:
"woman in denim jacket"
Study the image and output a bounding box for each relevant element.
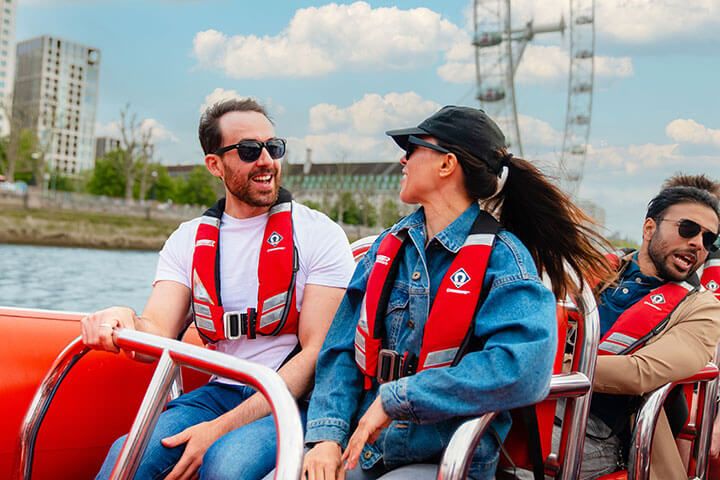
[302,106,612,479]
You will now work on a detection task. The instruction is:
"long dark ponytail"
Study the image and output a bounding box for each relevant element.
[444,142,613,299]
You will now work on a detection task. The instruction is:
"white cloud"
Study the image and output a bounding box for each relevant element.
[94,118,177,144]
[666,119,720,147]
[438,43,633,85]
[192,2,464,78]
[294,92,440,164]
[518,114,562,148]
[199,88,247,113]
[509,0,720,44]
[140,118,178,143]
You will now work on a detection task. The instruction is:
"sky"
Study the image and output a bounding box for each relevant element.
[16,0,720,241]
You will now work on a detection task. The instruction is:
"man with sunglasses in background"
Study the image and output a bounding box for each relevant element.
[578,185,720,479]
[82,98,355,480]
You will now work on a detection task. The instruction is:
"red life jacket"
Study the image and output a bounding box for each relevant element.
[191,188,299,343]
[354,211,500,389]
[701,250,720,300]
[597,251,698,356]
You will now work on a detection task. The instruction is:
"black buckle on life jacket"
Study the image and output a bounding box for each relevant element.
[376,349,417,384]
[223,308,257,340]
[240,308,257,340]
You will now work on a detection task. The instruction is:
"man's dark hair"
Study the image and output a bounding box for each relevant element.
[662,173,720,198]
[198,98,270,155]
[646,186,720,222]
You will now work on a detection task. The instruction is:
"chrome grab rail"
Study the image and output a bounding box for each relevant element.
[628,363,719,480]
[437,373,592,480]
[16,337,90,480]
[16,329,304,480]
[437,280,600,480]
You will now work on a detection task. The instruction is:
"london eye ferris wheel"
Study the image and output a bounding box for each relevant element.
[473,0,595,198]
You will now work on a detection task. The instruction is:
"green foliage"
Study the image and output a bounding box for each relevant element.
[86,151,126,197]
[380,199,400,228]
[337,191,362,225]
[360,197,377,227]
[172,166,219,207]
[302,199,322,211]
[53,173,78,192]
[151,167,175,202]
[607,232,640,251]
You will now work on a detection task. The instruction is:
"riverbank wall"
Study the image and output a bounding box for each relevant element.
[0,188,379,250]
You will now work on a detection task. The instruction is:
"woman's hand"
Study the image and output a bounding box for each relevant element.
[303,441,344,480]
[342,396,391,471]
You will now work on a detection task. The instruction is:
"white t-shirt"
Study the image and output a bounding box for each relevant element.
[154,201,355,383]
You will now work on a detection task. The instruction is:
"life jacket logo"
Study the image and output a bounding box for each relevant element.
[376,255,390,266]
[650,293,666,305]
[707,280,719,292]
[267,231,283,247]
[450,268,471,289]
[195,239,215,248]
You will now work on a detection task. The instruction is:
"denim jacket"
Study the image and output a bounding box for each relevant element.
[306,203,557,479]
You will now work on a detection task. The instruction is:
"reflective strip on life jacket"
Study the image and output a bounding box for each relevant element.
[354,211,499,387]
[598,280,696,355]
[354,231,406,386]
[191,189,299,343]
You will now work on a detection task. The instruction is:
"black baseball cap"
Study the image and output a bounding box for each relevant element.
[385,105,507,173]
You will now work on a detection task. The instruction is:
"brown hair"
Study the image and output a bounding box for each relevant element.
[662,173,720,198]
[198,98,270,155]
[439,142,614,299]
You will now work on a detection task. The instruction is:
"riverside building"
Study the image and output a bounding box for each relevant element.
[0,0,17,135]
[12,35,100,174]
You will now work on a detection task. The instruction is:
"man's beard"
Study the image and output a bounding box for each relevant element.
[224,165,281,207]
[647,233,700,282]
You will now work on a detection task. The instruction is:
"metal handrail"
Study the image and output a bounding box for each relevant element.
[16,329,304,480]
[628,363,719,480]
[437,279,600,480]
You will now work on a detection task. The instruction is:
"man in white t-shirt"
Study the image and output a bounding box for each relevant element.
[82,98,355,480]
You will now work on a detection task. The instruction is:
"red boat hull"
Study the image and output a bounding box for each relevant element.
[0,307,208,479]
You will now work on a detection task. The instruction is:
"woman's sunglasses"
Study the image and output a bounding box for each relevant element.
[661,218,719,251]
[214,138,286,163]
[404,135,450,159]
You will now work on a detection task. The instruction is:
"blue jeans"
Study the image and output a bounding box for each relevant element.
[96,381,307,480]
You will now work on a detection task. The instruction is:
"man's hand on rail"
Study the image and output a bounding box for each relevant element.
[303,441,345,480]
[161,420,224,480]
[80,306,136,354]
[342,395,391,472]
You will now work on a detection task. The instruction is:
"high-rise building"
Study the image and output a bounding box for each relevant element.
[95,136,120,160]
[0,0,17,135]
[13,35,100,174]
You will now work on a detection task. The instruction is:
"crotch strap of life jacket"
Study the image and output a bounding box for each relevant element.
[191,188,299,344]
[354,210,500,389]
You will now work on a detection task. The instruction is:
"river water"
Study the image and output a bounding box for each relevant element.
[0,244,158,313]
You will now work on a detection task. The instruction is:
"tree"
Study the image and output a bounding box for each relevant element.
[173,166,218,206]
[116,104,154,203]
[0,97,39,183]
[336,191,362,225]
[86,151,126,197]
[380,199,400,228]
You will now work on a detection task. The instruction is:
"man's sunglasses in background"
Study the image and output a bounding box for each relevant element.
[214,138,286,162]
[661,218,719,252]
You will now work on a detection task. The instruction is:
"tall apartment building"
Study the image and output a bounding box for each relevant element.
[13,35,100,174]
[95,136,120,160]
[0,0,17,135]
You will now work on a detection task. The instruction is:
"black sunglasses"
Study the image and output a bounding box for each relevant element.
[214,138,286,163]
[661,218,719,251]
[404,135,451,159]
